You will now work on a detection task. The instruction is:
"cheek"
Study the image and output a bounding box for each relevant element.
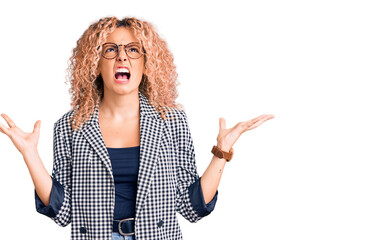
[135,62,144,73]
[133,60,145,74]
[100,62,113,78]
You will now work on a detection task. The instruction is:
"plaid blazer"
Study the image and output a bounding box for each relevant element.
[34,91,218,240]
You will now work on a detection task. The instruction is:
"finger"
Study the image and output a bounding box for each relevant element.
[243,114,269,128]
[255,114,274,121]
[243,115,268,128]
[246,115,274,131]
[265,114,275,121]
[1,113,16,128]
[252,114,274,123]
[246,120,264,131]
[236,114,274,133]
[0,121,10,136]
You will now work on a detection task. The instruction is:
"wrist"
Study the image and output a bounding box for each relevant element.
[212,144,234,162]
[217,142,230,152]
[22,148,39,160]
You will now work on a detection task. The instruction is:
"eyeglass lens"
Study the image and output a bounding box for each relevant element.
[102,43,143,59]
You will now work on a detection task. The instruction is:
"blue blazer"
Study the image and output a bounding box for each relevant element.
[34,91,218,240]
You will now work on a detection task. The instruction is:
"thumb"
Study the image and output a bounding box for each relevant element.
[219,117,226,130]
[33,120,41,134]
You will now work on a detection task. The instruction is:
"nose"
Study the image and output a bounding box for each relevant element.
[116,46,128,62]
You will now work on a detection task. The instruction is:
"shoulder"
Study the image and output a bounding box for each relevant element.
[163,107,190,128]
[163,108,193,145]
[54,109,76,134]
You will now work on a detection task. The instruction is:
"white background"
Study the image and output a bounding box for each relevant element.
[0,0,390,239]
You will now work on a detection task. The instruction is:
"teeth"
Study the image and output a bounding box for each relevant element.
[116,68,129,73]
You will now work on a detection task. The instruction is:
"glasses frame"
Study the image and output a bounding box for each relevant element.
[100,42,145,60]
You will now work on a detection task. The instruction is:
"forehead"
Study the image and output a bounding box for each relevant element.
[105,27,139,44]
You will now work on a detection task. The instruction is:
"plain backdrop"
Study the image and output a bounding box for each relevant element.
[0,0,390,239]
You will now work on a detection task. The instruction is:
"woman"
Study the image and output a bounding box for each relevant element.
[0,16,274,240]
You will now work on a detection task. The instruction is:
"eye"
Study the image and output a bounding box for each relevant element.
[126,45,140,53]
[105,47,116,53]
[103,44,118,53]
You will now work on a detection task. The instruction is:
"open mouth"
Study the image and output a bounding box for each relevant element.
[115,68,131,80]
[115,72,130,80]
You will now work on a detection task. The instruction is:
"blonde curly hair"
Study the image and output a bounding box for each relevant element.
[66,16,183,131]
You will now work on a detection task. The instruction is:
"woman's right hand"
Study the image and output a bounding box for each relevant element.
[0,113,41,156]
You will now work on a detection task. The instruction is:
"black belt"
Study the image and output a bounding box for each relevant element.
[113,218,135,236]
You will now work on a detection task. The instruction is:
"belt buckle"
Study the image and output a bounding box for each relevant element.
[119,218,135,236]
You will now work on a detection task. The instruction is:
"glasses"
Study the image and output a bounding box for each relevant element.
[100,42,145,60]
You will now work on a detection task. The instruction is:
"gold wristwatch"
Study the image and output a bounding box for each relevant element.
[211,145,234,162]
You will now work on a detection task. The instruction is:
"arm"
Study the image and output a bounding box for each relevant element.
[200,152,227,204]
[175,110,218,223]
[23,149,53,207]
[202,114,276,204]
[34,121,72,227]
[0,114,72,227]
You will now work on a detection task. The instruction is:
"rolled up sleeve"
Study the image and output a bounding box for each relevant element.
[34,176,65,218]
[33,120,72,227]
[175,110,218,223]
[188,177,218,217]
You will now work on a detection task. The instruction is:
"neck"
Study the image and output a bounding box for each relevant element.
[99,90,140,121]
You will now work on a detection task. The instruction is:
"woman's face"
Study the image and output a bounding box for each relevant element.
[98,27,145,96]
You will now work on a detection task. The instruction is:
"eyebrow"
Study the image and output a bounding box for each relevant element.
[123,42,140,46]
[105,41,140,45]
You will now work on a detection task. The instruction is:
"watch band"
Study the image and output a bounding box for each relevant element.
[211,145,234,162]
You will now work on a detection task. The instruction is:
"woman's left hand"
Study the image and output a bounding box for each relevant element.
[216,114,275,152]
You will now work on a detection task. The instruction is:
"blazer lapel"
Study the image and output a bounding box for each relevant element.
[81,106,113,182]
[81,90,164,220]
[136,93,164,220]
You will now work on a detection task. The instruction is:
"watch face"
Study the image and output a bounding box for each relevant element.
[217,151,223,158]
[212,146,224,159]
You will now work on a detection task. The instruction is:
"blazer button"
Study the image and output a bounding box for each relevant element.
[157,220,164,228]
[80,227,87,234]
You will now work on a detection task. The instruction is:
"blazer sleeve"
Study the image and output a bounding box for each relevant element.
[34,121,72,227]
[175,110,218,223]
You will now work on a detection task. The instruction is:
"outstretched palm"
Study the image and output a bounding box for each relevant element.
[217,114,275,152]
[0,113,41,155]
